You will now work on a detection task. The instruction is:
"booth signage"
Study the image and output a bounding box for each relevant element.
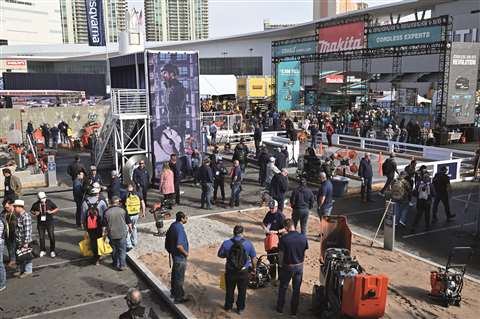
[446,42,480,125]
[248,77,266,97]
[276,61,301,111]
[368,26,442,48]
[273,41,317,58]
[318,21,364,53]
[325,74,344,83]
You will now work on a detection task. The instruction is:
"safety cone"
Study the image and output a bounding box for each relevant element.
[378,152,383,176]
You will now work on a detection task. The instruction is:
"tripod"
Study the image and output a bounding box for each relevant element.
[370,199,393,247]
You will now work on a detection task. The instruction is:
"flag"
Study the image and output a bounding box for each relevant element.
[85,0,106,46]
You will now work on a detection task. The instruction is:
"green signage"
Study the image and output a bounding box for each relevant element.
[368,26,442,49]
[273,41,317,58]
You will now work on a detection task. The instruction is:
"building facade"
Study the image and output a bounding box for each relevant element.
[60,0,127,44]
[145,0,208,42]
[313,0,368,20]
[0,0,63,45]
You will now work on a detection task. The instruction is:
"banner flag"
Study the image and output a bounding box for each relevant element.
[85,0,106,46]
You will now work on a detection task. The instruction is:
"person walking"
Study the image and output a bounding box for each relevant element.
[411,173,434,232]
[275,147,287,171]
[120,288,158,319]
[265,157,280,191]
[229,160,243,207]
[310,122,319,149]
[358,153,374,203]
[257,146,269,186]
[0,207,8,291]
[73,171,86,228]
[212,157,227,203]
[82,186,108,264]
[30,192,59,258]
[13,200,33,278]
[133,160,150,204]
[276,218,308,316]
[2,169,22,202]
[432,166,456,224]
[217,225,257,314]
[87,165,102,187]
[198,158,214,209]
[317,172,333,217]
[169,154,181,205]
[67,155,86,181]
[290,179,315,235]
[254,124,263,153]
[103,196,131,271]
[261,200,286,281]
[108,170,122,202]
[270,169,289,213]
[160,163,175,201]
[390,171,412,228]
[50,125,59,149]
[233,138,249,173]
[165,211,189,304]
[209,122,217,145]
[1,199,16,268]
[404,159,417,206]
[380,153,398,196]
[122,184,146,250]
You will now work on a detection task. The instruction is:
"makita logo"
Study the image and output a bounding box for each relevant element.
[318,36,363,53]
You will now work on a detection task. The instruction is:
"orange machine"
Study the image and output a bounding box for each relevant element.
[313,216,388,318]
[342,274,389,318]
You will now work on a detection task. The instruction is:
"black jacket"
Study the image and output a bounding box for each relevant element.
[290,186,314,210]
[275,152,287,170]
[198,164,214,183]
[358,158,373,179]
[271,173,288,199]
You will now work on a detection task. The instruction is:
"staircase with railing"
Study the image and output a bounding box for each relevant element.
[92,89,149,171]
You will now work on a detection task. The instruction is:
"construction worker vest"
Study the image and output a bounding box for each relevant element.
[125,193,141,215]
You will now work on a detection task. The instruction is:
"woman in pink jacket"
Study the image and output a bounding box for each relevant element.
[159,163,175,200]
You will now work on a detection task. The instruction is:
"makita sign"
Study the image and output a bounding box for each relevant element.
[318,21,365,54]
[85,0,106,46]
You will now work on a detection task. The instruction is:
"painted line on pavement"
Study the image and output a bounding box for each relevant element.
[32,257,91,270]
[16,289,150,319]
[402,222,476,239]
[344,207,383,216]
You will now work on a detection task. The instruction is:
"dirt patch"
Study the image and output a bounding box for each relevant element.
[139,208,480,319]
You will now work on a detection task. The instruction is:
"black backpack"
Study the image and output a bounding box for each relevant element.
[227,239,247,271]
[165,224,177,255]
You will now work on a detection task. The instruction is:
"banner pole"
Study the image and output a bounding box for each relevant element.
[103,0,111,96]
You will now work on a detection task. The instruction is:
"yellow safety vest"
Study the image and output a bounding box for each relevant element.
[125,194,141,215]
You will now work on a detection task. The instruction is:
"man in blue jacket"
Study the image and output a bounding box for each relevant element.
[167,211,189,304]
[218,225,257,314]
[133,160,150,204]
[358,152,374,203]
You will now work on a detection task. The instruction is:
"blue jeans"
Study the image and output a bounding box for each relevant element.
[394,201,410,225]
[18,258,33,274]
[201,183,213,209]
[0,242,6,288]
[6,239,15,263]
[110,237,127,268]
[127,214,139,249]
[317,206,332,218]
[277,264,303,315]
[292,208,309,235]
[171,258,187,300]
[230,183,241,206]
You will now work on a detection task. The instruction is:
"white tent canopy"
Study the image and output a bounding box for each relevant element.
[199,75,237,96]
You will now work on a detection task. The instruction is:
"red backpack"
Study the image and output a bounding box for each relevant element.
[86,201,99,230]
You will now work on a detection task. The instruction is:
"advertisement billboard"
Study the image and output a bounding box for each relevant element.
[325,74,344,83]
[237,77,247,98]
[276,61,301,111]
[446,42,480,125]
[84,0,106,46]
[368,26,442,49]
[147,51,201,175]
[273,41,317,58]
[248,77,266,97]
[318,21,364,54]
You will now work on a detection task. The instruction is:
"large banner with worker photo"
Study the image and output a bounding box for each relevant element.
[276,61,301,111]
[147,51,201,175]
[446,43,480,125]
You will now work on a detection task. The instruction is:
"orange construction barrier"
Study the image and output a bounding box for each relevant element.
[378,152,383,176]
[341,274,388,318]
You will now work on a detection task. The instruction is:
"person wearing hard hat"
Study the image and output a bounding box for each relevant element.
[30,192,59,258]
[13,200,33,278]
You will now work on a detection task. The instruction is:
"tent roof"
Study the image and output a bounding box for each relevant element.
[200,75,237,96]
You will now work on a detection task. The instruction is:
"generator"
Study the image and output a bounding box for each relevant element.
[312,216,388,319]
[430,246,473,307]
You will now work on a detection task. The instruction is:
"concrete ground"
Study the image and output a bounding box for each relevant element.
[2,148,480,318]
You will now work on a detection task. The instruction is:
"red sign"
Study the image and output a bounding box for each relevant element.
[325,74,344,83]
[5,59,27,67]
[318,21,365,53]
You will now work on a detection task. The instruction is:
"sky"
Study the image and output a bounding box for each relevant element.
[128,0,395,38]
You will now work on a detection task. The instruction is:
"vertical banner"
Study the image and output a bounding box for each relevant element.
[446,42,480,125]
[147,51,201,175]
[85,0,106,46]
[276,61,301,111]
